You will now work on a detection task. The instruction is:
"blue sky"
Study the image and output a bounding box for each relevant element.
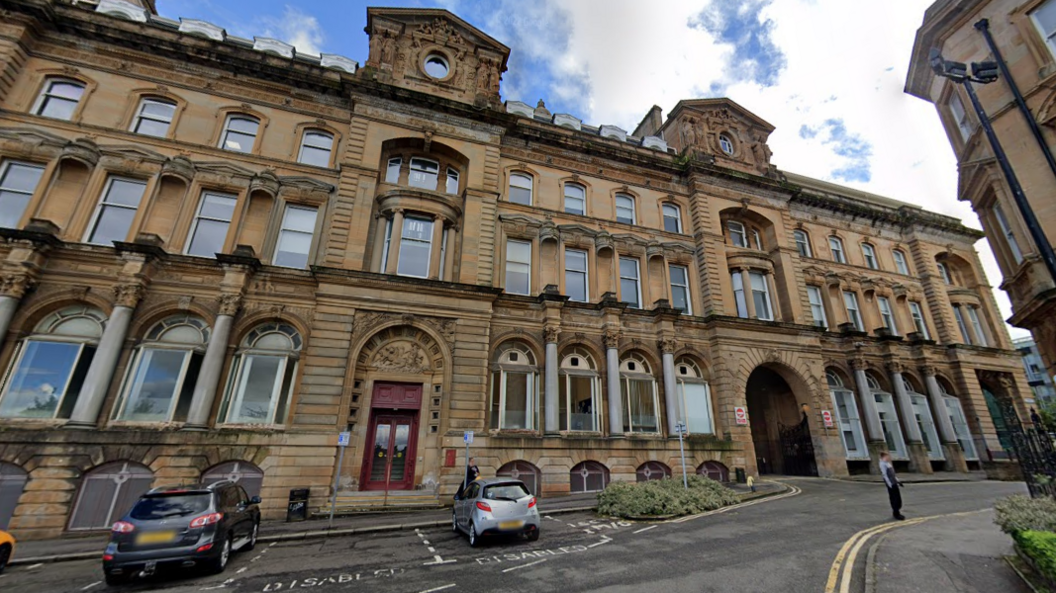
[154,0,1023,336]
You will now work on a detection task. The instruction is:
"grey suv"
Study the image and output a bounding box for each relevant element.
[102,481,260,586]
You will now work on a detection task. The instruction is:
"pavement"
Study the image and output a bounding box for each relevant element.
[0,478,1029,593]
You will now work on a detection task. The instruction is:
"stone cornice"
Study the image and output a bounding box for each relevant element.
[309,265,503,299]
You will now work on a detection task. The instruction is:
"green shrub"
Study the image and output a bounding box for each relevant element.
[994,495,1056,535]
[1015,530,1056,583]
[596,475,739,519]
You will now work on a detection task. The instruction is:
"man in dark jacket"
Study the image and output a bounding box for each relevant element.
[879,451,904,520]
[456,457,480,497]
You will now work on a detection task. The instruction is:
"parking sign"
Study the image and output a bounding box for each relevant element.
[463,431,474,444]
[337,431,351,447]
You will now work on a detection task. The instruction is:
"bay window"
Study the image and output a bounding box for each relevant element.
[558,349,601,432]
[397,217,434,278]
[953,306,972,344]
[85,177,146,246]
[505,239,531,295]
[489,344,538,430]
[385,158,401,183]
[619,257,641,308]
[967,306,988,347]
[675,359,713,435]
[114,315,209,423]
[445,168,460,195]
[727,221,747,247]
[750,272,773,320]
[0,160,45,229]
[938,262,953,285]
[564,248,588,302]
[0,306,104,419]
[219,323,300,425]
[620,354,660,433]
[408,158,439,190]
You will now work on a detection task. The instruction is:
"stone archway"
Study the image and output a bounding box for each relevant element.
[745,365,817,476]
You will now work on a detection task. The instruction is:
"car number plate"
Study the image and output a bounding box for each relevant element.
[136,531,177,545]
[499,520,524,530]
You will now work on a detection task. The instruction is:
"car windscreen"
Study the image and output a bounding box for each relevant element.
[129,493,211,520]
[481,483,530,502]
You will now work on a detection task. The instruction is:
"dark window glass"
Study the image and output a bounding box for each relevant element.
[130,494,211,520]
[482,483,530,501]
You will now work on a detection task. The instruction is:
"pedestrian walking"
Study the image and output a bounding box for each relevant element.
[746,474,756,493]
[879,451,904,521]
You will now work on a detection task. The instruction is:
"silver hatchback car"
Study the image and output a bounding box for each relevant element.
[452,478,540,546]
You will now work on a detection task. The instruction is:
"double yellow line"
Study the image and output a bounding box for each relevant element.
[824,509,985,593]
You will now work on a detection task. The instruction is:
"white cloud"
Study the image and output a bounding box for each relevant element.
[259,5,326,56]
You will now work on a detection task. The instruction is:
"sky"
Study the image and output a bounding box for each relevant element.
[155,0,1031,339]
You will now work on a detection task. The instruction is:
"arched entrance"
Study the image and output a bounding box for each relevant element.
[745,366,817,476]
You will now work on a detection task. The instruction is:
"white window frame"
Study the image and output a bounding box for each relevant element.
[676,361,713,435]
[564,183,586,216]
[967,306,988,347]
[1032,0,1056,59]
[273,204,318,268]
[662,204,682,233]
[828,373,869,460]
[396,216,434,279]
[669,264,691,315]
[993,203,1024,265]
[909,301,930,339]
[844,291,864,331]
[385,158,401,184]
[380,218,393,271]
[727,221,747,248]
[862,243,878,270]
[620,357,660,434]
[33,78,85,120]
[505,239,532,295]
[619,257,642,308]
[83,177,146,246]
[749,271,773,321]
[115,346,194,422]
[508,173,533,205]
[445,167,459,195]
[948,92,973,141]
[297,129,334,167]
[893,249,909,275]
[829,237,846,264]
[218,114,260,153]
[731,272,748,318]
[186,192,237,258]
[615,193,635,225]
[937,261,953,285]
[564,248,589,302]
[877,296,898,335]
[130,97,176,138]
[794,230,812,257]
[807,285,828,329]
[751,229,763,251]
[943,394,979,460]
[490,347,538,431]
[0,160,45,230]
[953,306,972,344]
[559,351,601,432]
[408,158,439,190]
[224,354,291,424]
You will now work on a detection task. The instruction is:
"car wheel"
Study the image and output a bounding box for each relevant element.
[0,544,10,574]
[209,534,232,574]
[527,529,540,542]
[245,521,259,551]
[468,521,479,547]
[104,572,129,586]
[452,511,459,533]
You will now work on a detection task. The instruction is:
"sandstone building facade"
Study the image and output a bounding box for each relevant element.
[0,0,1031,539]
[907,0,1056,396]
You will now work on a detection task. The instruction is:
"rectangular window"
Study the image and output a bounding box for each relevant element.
[794,230,812,257]
[993,203,1024,265]
[662,205,682,233]
[829,237,846,263]
[298,131,334,167]
[844,291,863,331]
[409,158,438,190]
[862,244,878,269]
[224,354,295,424]
[807,285,827,329]
[34,79,84,120]
[953,306,972,344]
[117,348,200,422]
[564,248,588,302]
[564,184,585,215]
[669,265,691,314]
[619,257,641,308]
[732,272,748,318]
[505,239,531,295]
[380,218,393,272]
[948,93,973,141]
[385,158,401,184]
[752,229,762,250]
[0,340,94,419]
[622,378,658,433]
[1032,0,1056,59]
[615,194,635,225]
[131,98,176,138]
[508,174,532,205]
[967,307,988,347]
[909,301,930,339]
[680,381,714,435]
[219,115,259,153]
[397,217,434,278]
[877,296,897,335]
[274,204,318,268]
[938,262,953,285]
[893,250,909,275]
[0,161,45,229]
[445,168,459,195]
[85,177,146,246]
[728,221,747,247]
[750,271,773,321]
[186,192,237,258]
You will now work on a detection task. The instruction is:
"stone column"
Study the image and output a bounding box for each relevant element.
[444,226,458,282]
[955,304,978,345]
[604,328,622,435]
[740,269,756,318]
[183,294,240,430]
[852,358,886,474]
[0,274,33,342]
[889,362,929,473]
[544,325,560,433]
[428,215,444,280]
[385,209,404,275]
[660,338,679,435]
[923,366,968,472]
[66,284,144,428]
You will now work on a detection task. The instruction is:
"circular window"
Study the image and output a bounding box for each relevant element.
[719,134,734,155]
[423,54,450,79]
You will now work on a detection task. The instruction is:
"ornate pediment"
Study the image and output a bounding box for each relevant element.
[661,98,775,176]
[364,8,510,107]
[195,161,257,179]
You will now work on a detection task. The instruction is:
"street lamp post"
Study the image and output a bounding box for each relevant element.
[929,49,1056,286]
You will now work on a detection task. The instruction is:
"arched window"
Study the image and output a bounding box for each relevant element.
[615,193,635,225]
[727,220,747,247]
[794,230,812,257]
[130,97,177,137]
[219,114,260,153]
[620,354,660,434]
[867,373,907,459]
[861,243,879,270]
[697,461,729,482]
[559,349,601,432]
[718,134,734,155]
[508,173,532,205]
[489,343,538,430]
[0,305,105,419]
[114,315,210,423]
[675,359,713,435]
[219,323,301,425]
[34,78,85,120]
[497,460,541,496]
[298,129,334,167]
[893,249,910,275]
[636,461,671,482]
[202,460,265,498]
[829,236,846,264]
[662,204,682,233]
[69,461,154,530]
[0,462,27,530]
[828,371,868,460]
[938,381,978,461]
[569,461,609,493]
[564,183,586,215]
[903,376,943,461]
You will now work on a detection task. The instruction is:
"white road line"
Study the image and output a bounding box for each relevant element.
[545,515,559,521]
[236,567,248,574]
[268,542,276,547]
[81,582,102,590]
[427,547,436,553]
[199,578,235,591]
[419,584,456,593]
[424,555,458,566]
[633,525,658,534]
[587,536,612,549]
[671,484,801,524]
[502,558,548,573]
[25,563,42,570]
[422,540,431,545]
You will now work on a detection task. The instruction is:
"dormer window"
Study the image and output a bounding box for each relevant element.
[424,54,450,79]
[409,158,439,190]
[719,134,734,155]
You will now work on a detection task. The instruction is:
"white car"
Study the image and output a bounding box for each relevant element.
[452,478,540,546]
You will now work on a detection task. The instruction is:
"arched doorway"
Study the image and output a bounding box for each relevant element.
[745,365,817,476]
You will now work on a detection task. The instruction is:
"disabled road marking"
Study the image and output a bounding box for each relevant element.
[418,528,457,566]
[502,558,548,573]
[418,585,456,593]
[81,582,101,590]
[632,525,657,534]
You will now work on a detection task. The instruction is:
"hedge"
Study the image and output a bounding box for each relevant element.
[596,475,739,519]
[1015,530,1056,584]
[994,495,1056,535]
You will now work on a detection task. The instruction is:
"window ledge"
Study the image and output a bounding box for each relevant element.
[489,429,541,438]
[558,430,604,438]
[216,423,287,433]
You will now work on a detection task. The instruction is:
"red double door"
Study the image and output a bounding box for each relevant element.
[361,383,421,491]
